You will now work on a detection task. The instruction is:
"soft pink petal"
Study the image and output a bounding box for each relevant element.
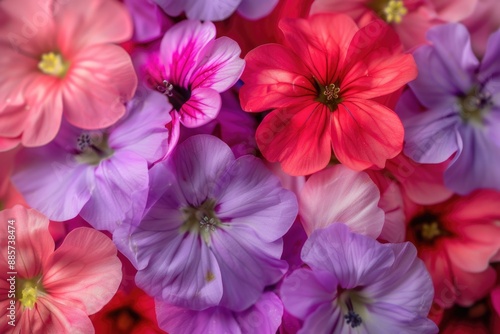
[160,20,215,87]
[62,44,137,129]
[55,0,133,53]
[191,37,244,92]
[299,165,384,238]
[0,206,54,278]
[378,182,406,243]
[178,87,221,127]
[432,0,478,21]
[43,228,122,314]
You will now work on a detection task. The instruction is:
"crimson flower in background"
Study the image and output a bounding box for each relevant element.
[91,287,164,334]
[405,190,500,308]
[0,206,122,333]
[0,0,137,150]
[240,13,416,175]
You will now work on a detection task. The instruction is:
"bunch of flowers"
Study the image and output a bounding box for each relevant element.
[1,0,500,333]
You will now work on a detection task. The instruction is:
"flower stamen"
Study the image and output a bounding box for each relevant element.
[344,298,363,328]
[383,0,408,24]
[324,83,340,101]
[38,52,69,77]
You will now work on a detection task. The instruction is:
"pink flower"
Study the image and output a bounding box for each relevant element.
[142,20,245,130]
[405,191,500,308]
[310,0,477,50]
[0,206,122,333]
[298,165,385,239]
[0,0,137,150]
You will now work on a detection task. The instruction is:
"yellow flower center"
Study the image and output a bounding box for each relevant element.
[19,281,39,309]
[383,0,408,24]
[420,221,441,241]
[38,52,69,77]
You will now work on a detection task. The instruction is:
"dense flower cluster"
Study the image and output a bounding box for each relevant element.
[1,0,500,333]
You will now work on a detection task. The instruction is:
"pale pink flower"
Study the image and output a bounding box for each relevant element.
[0,0,137,150]
[0,206,122,333]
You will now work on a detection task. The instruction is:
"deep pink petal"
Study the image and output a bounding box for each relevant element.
[42,228,122,315]
[178,87,221,127]
[160,20,215,87]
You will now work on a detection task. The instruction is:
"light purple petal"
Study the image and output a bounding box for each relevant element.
[191,37,244,92]
[79,151,149,231]
[363,243,434,318]
[301,223,394,289]
[410,24,479,108]
[153,0,183,17]
[402,105,460,163]
[125,0,172,43]
[12,146,93,221]
[237,0,279,20]
[216,155,298,243]
[171,134,234,206]
[135,231,223,310]
[184,0,242,21]
[299,303,346,334]
[110,90,173,163]
[281,268,337,320]
[478,28,500,85]
[299,165,384,239]
[444,124,500,194]
[156,292,283,334]
[160,20,216,87]
[211,229,288,311]
[179,87,221,127]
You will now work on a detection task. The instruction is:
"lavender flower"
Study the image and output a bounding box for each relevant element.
[114,134,297,311]
[12,91,176,231]
[281,223,438,333]
[156,292,283,334]
[397,23,500,194]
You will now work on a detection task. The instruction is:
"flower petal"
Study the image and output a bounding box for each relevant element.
[178,87,221,127]
[299,165,384,238]
[43,228,122,314]
[331,100,404,170]
[62,44,137,130]
[191,37,244,92]
[256,102,332,176]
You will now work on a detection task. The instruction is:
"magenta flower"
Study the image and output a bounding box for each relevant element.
[0,206,122,333]
[12,91,176,231]
[281,223,438,333]
[143,20,244,130]
[114,135,297,311]
[156,292,283,334]
[153,0,279,21]
[397,23,500,194]
[0,0,137,150]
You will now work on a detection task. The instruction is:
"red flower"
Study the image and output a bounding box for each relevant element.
[240,13,416,175]
[405,190,500,308]
[90,287,164,334]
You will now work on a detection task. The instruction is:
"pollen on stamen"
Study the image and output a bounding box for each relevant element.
[345,309,363,328]
[383,0,408,24]
[199,215,217,232]
[323,83,340,101]
[156,80,174,97]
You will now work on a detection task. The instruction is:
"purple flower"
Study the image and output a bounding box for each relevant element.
[12,91,176,231]
[124,0,173,43]
[114,134,297,311]
[281,223,438,334]
[153,0,279,21]
[155,292,283,334]
[143,20,244,130]
[396,23,500,194]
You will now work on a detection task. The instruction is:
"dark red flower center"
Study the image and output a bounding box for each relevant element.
[107,307,142,333]
[409,212,452,244]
